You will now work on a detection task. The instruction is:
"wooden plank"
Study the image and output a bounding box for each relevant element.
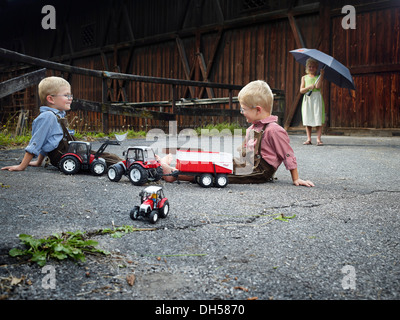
[0,48,244,91]
[383,73,391,128]
[197,53,215,98]
[284,91,302,130]
[175,106,240,117]
[0,68,46,98]
[287,12,305,48]
[71,98,176,121]
[176,37,195,98]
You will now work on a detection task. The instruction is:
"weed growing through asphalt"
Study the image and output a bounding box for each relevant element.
[9,225,155,266]
[9,232,108,267]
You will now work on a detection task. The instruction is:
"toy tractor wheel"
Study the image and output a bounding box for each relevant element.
[130,206,140,220]
[107,164,124,182]
[198,173,214,188]
[59,156,81,175]
[90,159,106,176]
[159,200,169,218]
[149,210,159,224]
[215,174,228,188]
[128,164,148,186]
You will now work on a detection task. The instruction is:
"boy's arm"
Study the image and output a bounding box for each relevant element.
[290,168,314,187]
[1,152,35,171]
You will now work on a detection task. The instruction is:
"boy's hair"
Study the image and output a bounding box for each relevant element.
[238,80,274,113]
[38,76,70,105]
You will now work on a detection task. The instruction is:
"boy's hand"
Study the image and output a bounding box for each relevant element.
[29,160,42,167]
[293,178,315,187]
[1,165,26,171]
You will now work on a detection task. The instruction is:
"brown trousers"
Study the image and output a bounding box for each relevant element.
[47,117,122,167]
[228,125,276,184]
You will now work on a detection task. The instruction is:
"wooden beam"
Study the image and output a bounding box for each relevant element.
[285,2,307,130]
[0,68,46,99]
[0,48,244,91]
[44,3,320,63]
[197,53,215,98]
[71,98,176,121]
[175,106,240,117]
[318,0,331,132]
[287,12,305,48]
[175,37,195,97]
[284,91,302,130]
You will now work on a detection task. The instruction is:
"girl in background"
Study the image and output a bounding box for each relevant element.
[300,58,325,146]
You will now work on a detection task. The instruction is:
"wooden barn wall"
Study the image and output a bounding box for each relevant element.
[0,0,399,133]
[330,5,400,129]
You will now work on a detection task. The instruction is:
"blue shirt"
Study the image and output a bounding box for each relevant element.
[25,107,66,157]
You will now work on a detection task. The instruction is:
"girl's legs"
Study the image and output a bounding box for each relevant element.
[316,126,323,145]
[304,126,312,144]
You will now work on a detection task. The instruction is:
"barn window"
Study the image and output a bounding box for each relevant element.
[81,23,96,48]
[242,0,268,11]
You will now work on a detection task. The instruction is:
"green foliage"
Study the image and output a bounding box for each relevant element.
[0,129,147,149]
[125,129,146,139]
[9,232,109,267]
[0,132,31,148]
[66,130,146,141]
[8,225,155,266]
[194,122,247,135]
[274,214,296,222]
[101,225,155,239]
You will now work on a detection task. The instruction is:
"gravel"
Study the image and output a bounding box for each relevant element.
[1,134,400,303]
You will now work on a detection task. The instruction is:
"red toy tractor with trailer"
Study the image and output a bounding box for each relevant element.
[107,146,163,186]
[59,140,120,176]
[130,186,169,224]
[169,150,233,188]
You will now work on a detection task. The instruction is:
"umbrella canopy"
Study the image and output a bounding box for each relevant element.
[290,48,356,91]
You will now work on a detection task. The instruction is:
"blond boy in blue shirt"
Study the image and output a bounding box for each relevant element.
[2,76,73,171]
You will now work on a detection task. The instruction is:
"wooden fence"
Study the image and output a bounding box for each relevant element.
[0,48,285,133]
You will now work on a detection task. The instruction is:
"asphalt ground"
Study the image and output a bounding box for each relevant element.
[1,133,399,311]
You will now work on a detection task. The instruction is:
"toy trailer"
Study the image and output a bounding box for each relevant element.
[174,150,233,188]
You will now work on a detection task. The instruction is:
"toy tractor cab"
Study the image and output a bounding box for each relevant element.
[130,186,169,224]
[59,140,119,175]
[107,146,163,185]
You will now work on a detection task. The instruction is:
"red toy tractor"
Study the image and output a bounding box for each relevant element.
[130,186,169,224]
[107,146,163,186]
[59,140,119,176]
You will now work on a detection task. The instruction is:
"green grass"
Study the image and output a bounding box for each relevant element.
[194,122,247,135]
[0,132,31,148]
[0,129,147,148]
[0,123,245,148]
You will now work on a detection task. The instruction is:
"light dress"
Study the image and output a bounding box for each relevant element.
[301,74,325,127]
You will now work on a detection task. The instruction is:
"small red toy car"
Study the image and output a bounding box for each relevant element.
[59,140,119,175]
[107,146,163,186]
[130,186,169,224]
